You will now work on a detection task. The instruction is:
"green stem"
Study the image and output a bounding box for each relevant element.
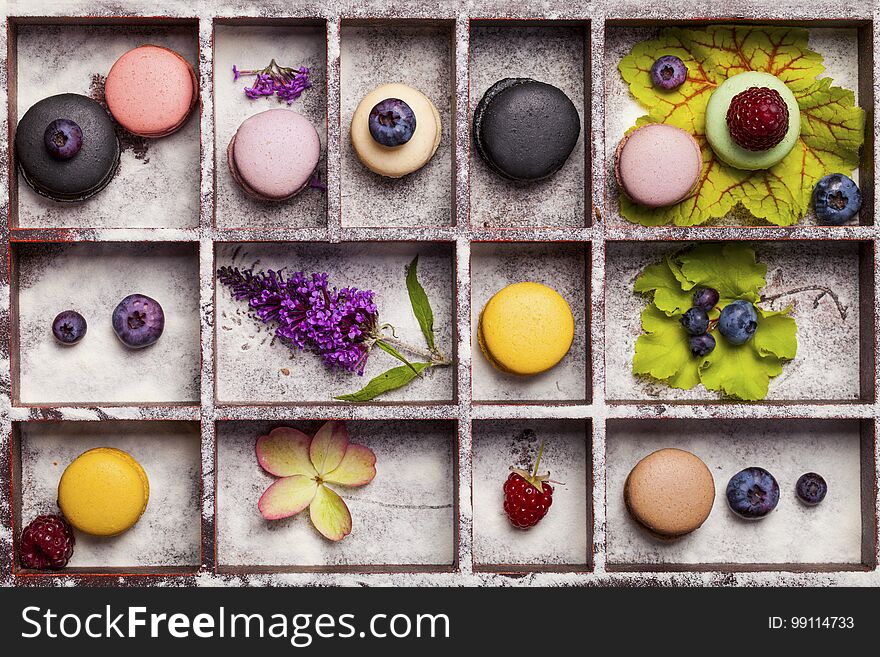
[378,335,451,366]
[532,441,546,477]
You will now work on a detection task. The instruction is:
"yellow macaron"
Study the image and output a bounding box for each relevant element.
[478,282,575,375]
[58,447,150,537]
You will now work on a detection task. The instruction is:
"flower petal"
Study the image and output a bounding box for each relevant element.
[309,420,349,476]
[258,475,318,520]
[309,485,352,541]
[323,444,377,487]
[256,427,317,477]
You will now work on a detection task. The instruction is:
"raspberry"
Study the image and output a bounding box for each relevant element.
[503,472,553,529]
[19,514,75,570]
[726,86,789,151]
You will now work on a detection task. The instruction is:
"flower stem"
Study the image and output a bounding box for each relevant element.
[532,441,545,478]
[378,335,451,366]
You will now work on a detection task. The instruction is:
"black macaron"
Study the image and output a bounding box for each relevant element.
[473,78,580,182]
[15,93,120,202]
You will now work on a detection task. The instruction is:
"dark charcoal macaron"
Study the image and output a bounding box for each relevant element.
[15,93,120,202]
[473,78,580,182]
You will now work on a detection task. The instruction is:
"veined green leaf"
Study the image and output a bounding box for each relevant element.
[335,362,432,402]
[406,255,435,350]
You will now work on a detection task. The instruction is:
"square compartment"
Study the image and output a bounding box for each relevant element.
[216,419,457,572]
[472,419,592,572]
[12,242,201,406]
[340,20,455,228]
[604,21,874,227]
[13,421,202,574]
[215,241,456,404]
[605,240,874,402]
[605,418,876,571]
[469,21,590,228]
[471,241,590,403]
[213,20,327,229]
[8,18,201,229]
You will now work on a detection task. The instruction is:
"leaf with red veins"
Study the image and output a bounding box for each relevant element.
[309,420,349,477]
[309,485,352,541]
[618,25,862,227]
[323,444,377,487]
[256,427,317,478]
[258,474,318,520]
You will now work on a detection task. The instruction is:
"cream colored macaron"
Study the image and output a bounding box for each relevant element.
[350,83,441,178]
[58,447,150,537]
[478,282,575,376]
[624,448,715,538]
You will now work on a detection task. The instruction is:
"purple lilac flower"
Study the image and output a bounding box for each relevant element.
[217,267,378,375]
[244,73,275,99]
[234,60,311,105]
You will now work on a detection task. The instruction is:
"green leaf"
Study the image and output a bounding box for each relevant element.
[633,257,695,316]
[698,332,785,401]
[754,306,798,360]
[334,362,432,402]
[617,25,864,227]
[677,243,766,304]
[631,244,798,401]
[375,340,418,374]
[406,255,435,350]
[632,305,701,390]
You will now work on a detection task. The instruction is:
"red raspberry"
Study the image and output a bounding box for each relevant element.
[19,514,75,570]
[726,86,789,151]
[503,472,554,529]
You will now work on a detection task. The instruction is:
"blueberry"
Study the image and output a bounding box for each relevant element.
[680,307,710,335]
[52,310,87,345]
[368,98,416,147]
[726,467,780,519]
[112,294,164,349]
[812,174,861,225]
[692,287,720,312]
[718,300,758,345]
[43,119,83,160]
[650,55,687,91]
[688,333,716,357]
[795,472,827,506]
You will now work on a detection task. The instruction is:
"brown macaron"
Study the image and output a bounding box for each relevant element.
[624,448,715,538]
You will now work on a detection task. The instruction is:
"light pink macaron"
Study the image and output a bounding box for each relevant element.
[227,109,321,201]
[105,45,198,138]
[615,124,702,208]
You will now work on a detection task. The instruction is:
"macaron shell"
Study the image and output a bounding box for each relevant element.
[474,78,580,181]
[15,93,120,201]
[230,109,321,200]
[705,71,800,171]
[350,83,442,178]
[624,448,715,538]
[105,45,197,138]
[478,282,575,376]
[58,447,150,537]
[615,124,702,208]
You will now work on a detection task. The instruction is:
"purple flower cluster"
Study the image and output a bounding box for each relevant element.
[233,60,311,105]
[218,267,378,375]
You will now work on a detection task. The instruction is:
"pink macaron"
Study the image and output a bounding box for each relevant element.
[105,45,198,138]
[615,124,702,208]
[227,109,321,201]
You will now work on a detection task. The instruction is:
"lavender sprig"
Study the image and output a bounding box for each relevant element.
[218,267,377,374]
[233,60,311,105]
[219,258,451,401]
